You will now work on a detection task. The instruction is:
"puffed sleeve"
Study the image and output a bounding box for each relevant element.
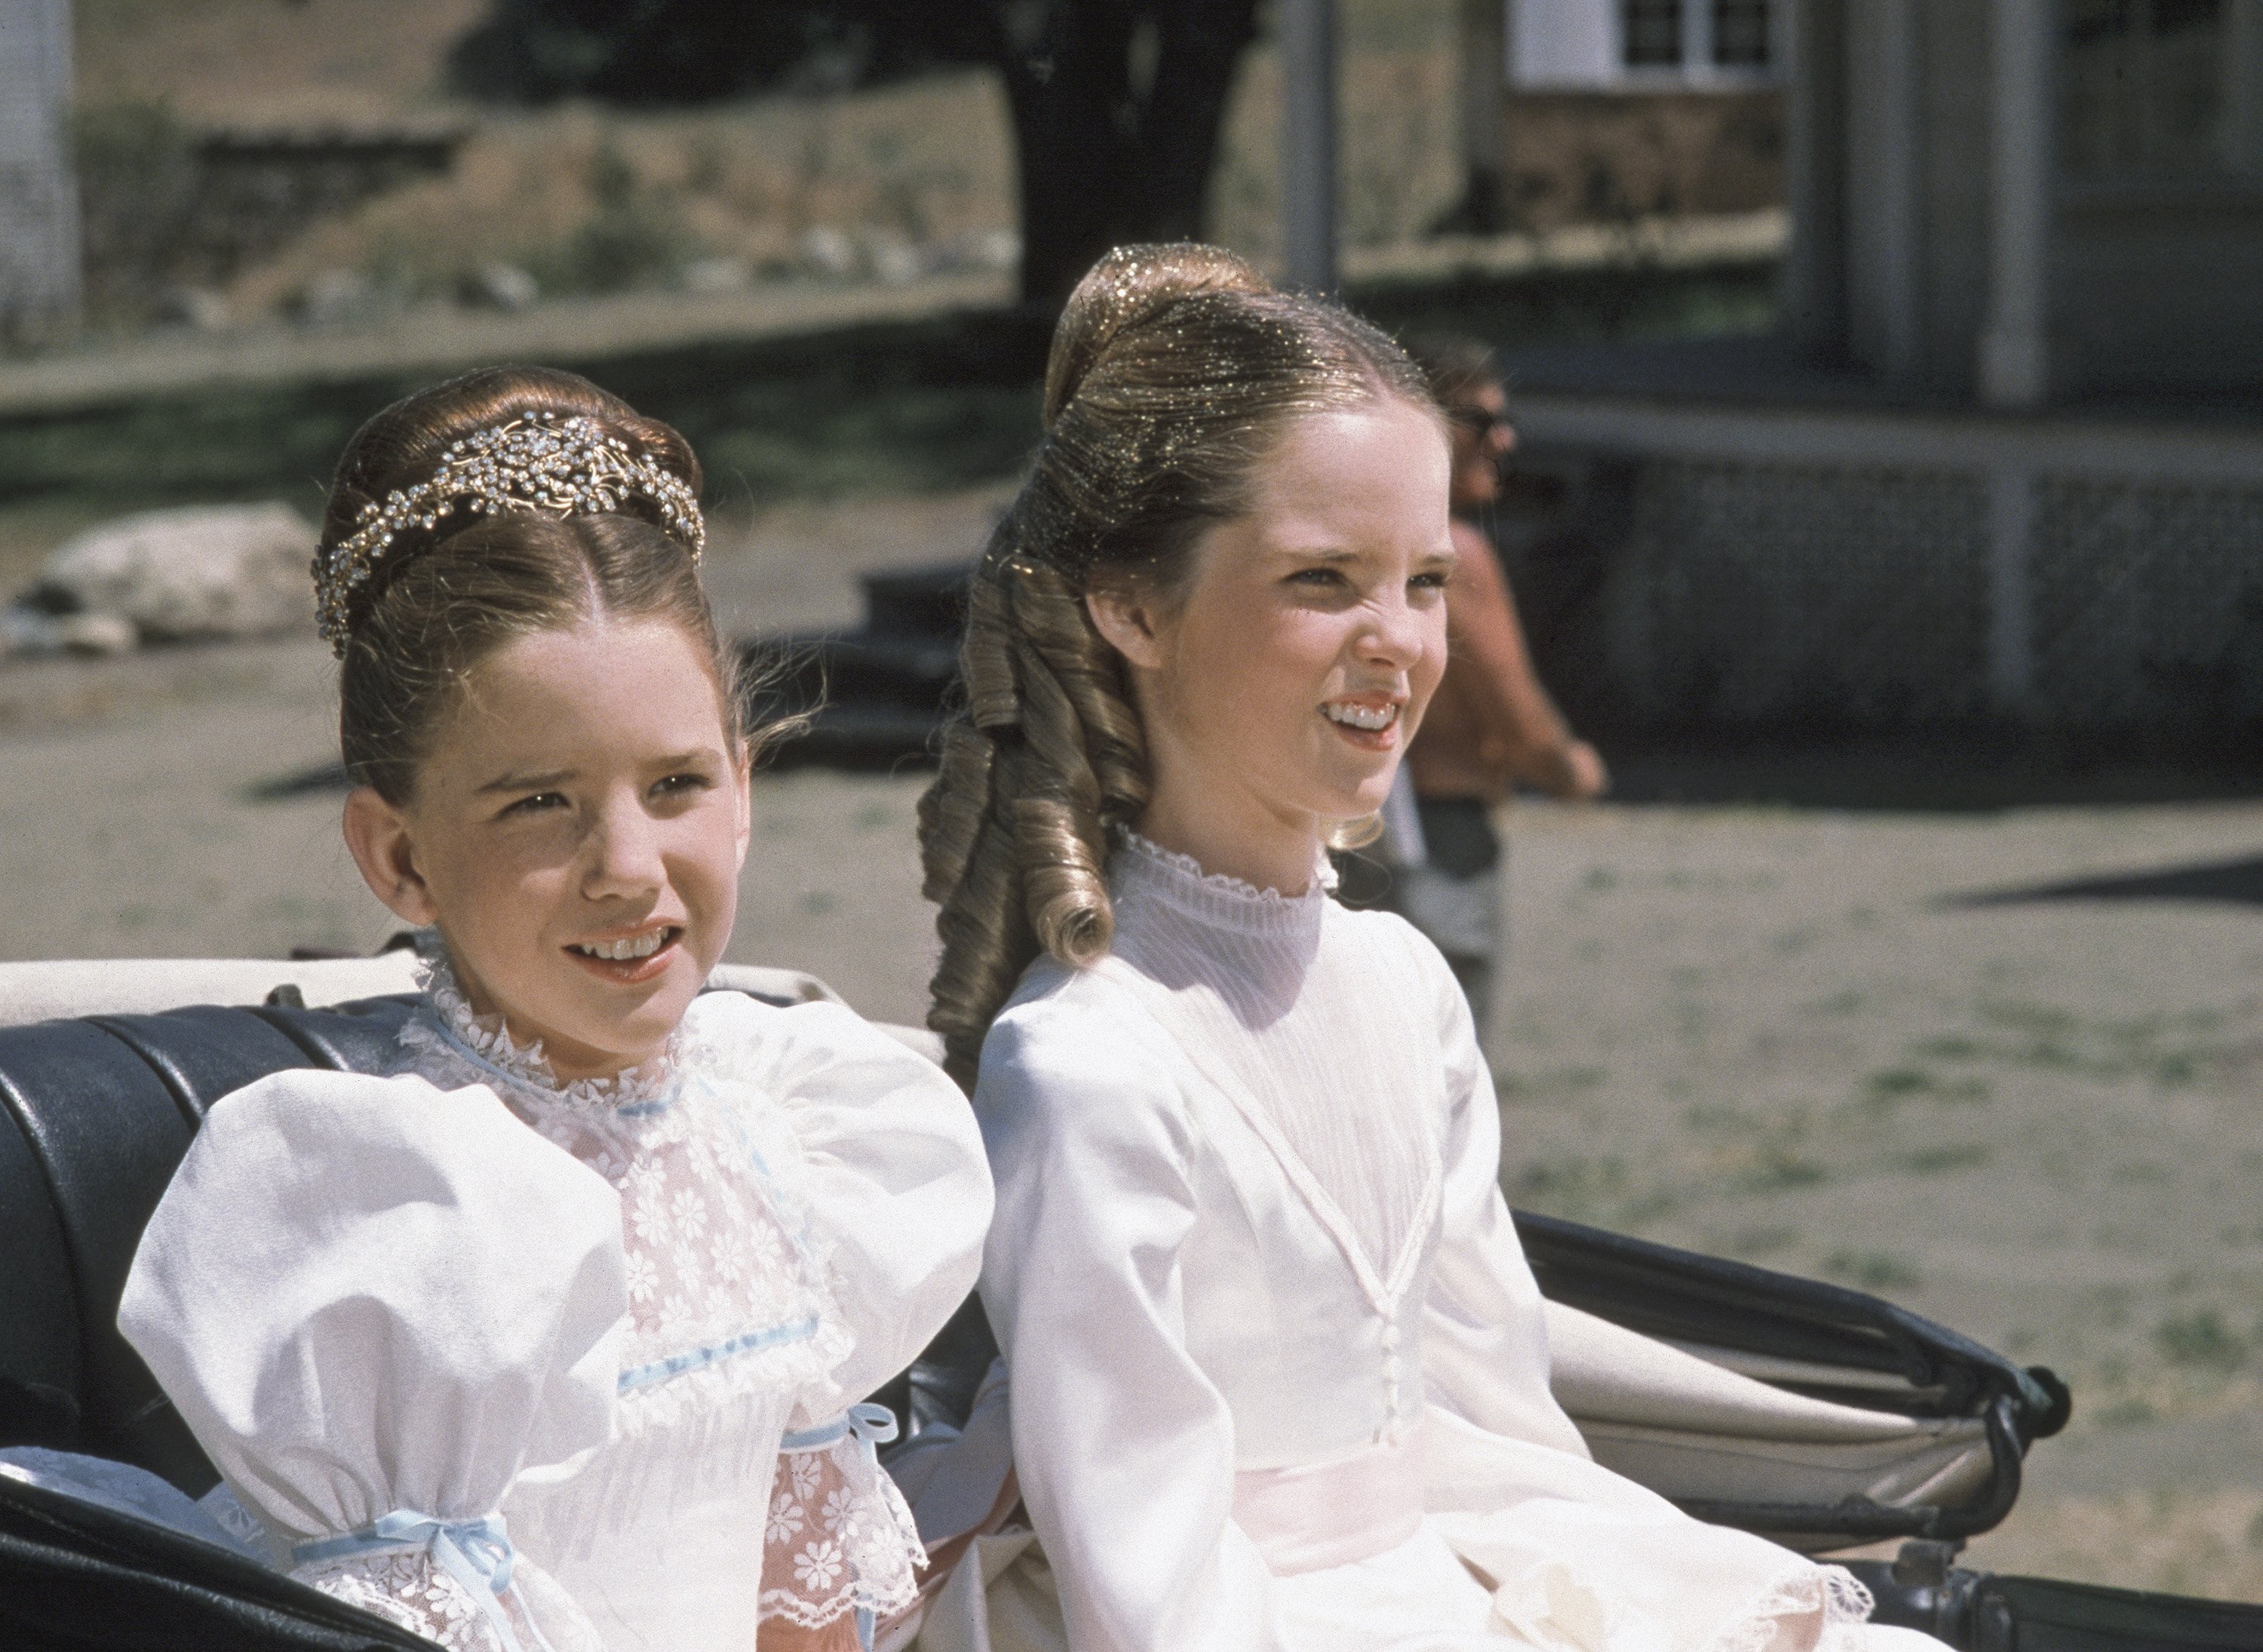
[1420,950,1592,1461]
[724,996,993,1406]
[977,990,1291,1652]
[118,1069,628,1652]
[702,994,992,1634]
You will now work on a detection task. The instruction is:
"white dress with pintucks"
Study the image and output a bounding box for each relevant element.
[971,835,1944,1652]
[121,959,993,1652]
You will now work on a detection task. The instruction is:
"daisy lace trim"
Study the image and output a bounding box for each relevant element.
[1702,1561,1876,1652]
[757,1432,925,1630]
[406,947,677,1110]
[294,1552,504,1652]
[1113,831,1338,914]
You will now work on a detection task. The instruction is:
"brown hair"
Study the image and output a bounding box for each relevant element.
[323,364,738,804]
[917,244,1439,1085]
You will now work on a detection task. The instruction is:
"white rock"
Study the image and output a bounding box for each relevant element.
[55,612,138,656]
[864,231,923,287]
[156,287,232,332]
[298,269,373,328]
[681,256,751,294]
[35,503,317,643]
[468,262,539,312]
[933,228,1021,273]
[797,225,859,279]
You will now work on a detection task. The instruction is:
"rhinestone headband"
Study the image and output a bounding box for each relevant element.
[315,411,705,652]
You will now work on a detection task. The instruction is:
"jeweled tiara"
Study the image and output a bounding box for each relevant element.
[314,411,705,652]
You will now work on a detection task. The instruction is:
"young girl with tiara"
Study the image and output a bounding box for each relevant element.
[118,367,993,1652]
[916,247,1950,1652]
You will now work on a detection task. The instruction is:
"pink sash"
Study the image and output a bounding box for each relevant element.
[1231,1423,1428,1575]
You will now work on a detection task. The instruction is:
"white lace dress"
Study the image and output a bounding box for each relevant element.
[964,835,1946,1652]
[120,962,993,1652]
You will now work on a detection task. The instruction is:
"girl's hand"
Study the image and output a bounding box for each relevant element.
[762,1615,862,1651]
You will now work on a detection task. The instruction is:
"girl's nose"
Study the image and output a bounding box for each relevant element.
[1362,590,1429,671]
[585,795,665,897]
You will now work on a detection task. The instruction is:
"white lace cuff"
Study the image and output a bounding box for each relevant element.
[290,1517,604,1652]
[295,1549,513,1652]
[760,1408,926,1633]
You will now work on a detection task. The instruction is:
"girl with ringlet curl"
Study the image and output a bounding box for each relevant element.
[918,248,1948,1652]
[119,367,992,1652]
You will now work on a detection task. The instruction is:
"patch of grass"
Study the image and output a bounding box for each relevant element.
[0,310,1055,524]
[4,262,1779,528]
[1825,1250,1921,1291]
[1509,1153,1626,1212]
[1865,1065,1932,1100]
[1859,1065,1993,1108]
[1508,1153,1680,1227]
[1496,1064,1608,1104]
[2156,1310,2247,1373]
[1739,1144,1830,1193]
[2094,1396,2159,1427]
[1893,1143,1992,1175]
[1935,999,2244,1089]
[1725,1224,1798,1258]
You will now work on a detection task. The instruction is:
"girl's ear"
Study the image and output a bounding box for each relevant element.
[1085,585,1167,672]
[342,786,442,927]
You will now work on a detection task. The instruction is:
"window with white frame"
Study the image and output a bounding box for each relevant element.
[1511,0,1783,89]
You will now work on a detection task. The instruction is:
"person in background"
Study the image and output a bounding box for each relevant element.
[1386,334,1607,1038]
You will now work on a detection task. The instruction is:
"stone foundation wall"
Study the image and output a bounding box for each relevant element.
[1497,89,1783,231]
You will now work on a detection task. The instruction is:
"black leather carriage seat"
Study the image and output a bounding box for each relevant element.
[0,996,428,1495]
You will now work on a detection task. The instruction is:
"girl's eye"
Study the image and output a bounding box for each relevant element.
[652,772,714,800]
[1411,570,1450,592]
[1288,567,1348,590]
[502,791,568,818]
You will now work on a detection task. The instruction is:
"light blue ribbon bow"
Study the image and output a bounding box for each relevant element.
[779,1400,900,1456]
[295,1509,544,1652]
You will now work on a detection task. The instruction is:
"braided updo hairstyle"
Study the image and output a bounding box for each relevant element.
[917,244,1438,1085]
[322,365,742,805]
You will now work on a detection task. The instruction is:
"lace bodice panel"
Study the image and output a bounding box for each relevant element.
[401,966,852,1410]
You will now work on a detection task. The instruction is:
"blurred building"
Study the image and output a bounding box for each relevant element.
[1487,0,2263,750]
[0,0,78,342]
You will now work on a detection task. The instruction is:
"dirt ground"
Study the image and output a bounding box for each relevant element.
[3,487,2260,1604]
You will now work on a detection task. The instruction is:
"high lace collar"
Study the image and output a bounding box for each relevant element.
[1110,831,1336,937]
[410,943,682,1111]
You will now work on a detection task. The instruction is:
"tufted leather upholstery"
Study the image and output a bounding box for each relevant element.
[0,996,424,1495]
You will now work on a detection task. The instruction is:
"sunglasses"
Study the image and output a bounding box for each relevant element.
[1449,405,1512,438]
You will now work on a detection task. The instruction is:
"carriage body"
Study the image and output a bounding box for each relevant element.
[0,957,2250,1650]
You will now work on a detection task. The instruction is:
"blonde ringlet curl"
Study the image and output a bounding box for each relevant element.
[918,243,1440,1088]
